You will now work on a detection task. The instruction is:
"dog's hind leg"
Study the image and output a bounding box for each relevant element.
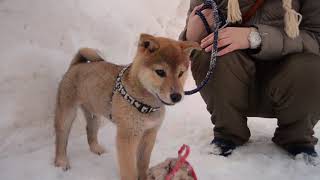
[81,106,106,155]
[54,103,77,171]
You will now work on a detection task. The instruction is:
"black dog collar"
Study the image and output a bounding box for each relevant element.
[112,65,160,114]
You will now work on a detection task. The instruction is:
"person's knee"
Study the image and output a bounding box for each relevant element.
[214,50,255,83]
[283,53,320,79]
[190,50,253,115]
[191,50,251,74]
[212,51,254,94]
[191,50,250,85]
[192,50,250,95]
[283,53,320,96]
[269,53,320,113]
[270,53,320,89]
[193,50,254,101]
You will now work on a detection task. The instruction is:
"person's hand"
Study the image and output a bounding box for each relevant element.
[200,27,252,56]
[186,4,215,43]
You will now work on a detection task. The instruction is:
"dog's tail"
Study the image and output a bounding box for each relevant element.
[70,48,104,66]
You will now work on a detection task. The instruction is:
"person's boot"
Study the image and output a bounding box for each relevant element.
[287,145,319,166]
[210,138,236,157]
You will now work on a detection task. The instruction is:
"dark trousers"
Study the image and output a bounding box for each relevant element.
[191,50,320,149]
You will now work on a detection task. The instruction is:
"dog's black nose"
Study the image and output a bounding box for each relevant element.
[170,93,182,103]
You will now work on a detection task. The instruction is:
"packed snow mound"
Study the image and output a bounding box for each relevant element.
[0,0,319,180]
[0,0,188,157]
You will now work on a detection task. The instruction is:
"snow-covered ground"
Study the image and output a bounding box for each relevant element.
[0,0,319,179]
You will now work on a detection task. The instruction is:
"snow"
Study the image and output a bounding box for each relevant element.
[0,0,319,179]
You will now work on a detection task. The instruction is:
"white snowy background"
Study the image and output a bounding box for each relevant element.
[0,0,319,179]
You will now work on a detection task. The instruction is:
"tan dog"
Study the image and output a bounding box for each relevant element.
[54,33,199,180]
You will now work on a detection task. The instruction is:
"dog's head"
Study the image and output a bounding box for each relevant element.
[132,33,200,105]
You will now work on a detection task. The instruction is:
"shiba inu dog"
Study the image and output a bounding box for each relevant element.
[54,33,200,180]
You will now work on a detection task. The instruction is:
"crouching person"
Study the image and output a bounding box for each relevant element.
[180,0,320,161]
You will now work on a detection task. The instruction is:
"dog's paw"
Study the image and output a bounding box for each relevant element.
[54,157,71,171]
[90,143,107,155]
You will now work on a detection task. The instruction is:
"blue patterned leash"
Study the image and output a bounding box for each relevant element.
[184,0,222,95]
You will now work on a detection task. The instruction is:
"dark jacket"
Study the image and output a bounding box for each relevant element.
[180,0,320,60]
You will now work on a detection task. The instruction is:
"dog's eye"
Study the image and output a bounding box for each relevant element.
[155,69,166,77]
[178,71,184,78]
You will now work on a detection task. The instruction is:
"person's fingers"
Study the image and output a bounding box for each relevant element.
[191,3,204,16]
[219,27,229,34]
[201,8,213,17]
[195,3,204,10]
[218,38,232,48]
[202,29,229,43]
[201,28,233,49]
[200,33,214,48]
[201,33,230,48]
[201,38,214,48]
[205,38,232,52]
[217,44,237,56]
[218,29,230,40]
[205,44,213,52]
[201,33,214,43]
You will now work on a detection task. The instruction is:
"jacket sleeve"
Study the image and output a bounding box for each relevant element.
[252,0,320,60]
[179,0,204,41]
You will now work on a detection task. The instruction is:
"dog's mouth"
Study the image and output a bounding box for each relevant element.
[156,94,174,106]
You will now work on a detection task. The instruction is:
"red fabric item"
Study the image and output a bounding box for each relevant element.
[165,144,197,180]
[242,0,265,23]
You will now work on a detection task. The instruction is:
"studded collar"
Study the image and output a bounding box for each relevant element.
[111,65,160,114]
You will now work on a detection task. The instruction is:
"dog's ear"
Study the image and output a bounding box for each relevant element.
[180,41,201,59]
[139,33,160,53]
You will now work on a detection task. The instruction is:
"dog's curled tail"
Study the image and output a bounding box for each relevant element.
[70,48,104,66]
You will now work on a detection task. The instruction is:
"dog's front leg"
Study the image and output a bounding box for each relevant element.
[117,128,142,180]
[137,128,158,180]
